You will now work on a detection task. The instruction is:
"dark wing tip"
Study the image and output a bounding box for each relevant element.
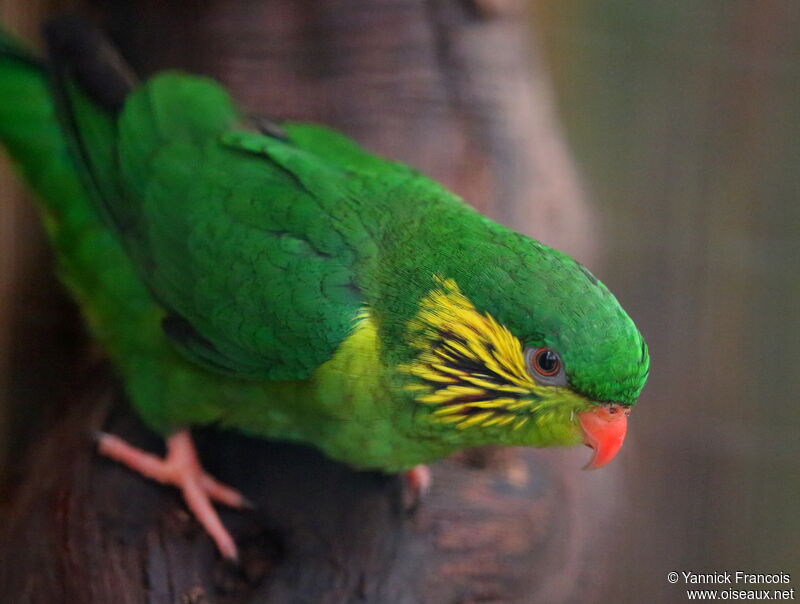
[250,115,290,141]
[43,14,137,114]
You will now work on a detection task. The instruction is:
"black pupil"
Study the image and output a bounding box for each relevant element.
[537,350,559,373]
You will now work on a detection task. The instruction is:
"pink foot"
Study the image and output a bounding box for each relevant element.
[97,429,249,561]
[403,464,432,510]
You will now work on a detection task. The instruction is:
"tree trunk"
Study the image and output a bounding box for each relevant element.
[0,2,611,602]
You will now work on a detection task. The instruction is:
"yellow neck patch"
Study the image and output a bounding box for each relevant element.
[401,277,584,431]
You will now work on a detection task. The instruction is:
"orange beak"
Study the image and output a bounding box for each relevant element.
[578,404,630,470]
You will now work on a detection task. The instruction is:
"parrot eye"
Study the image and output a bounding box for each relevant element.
[533,348,560,375]
[525,347,566,385]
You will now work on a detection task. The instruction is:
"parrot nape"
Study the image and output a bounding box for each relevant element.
[0,17,649,560]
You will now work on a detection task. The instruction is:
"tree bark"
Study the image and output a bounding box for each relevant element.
[0,2,611,602]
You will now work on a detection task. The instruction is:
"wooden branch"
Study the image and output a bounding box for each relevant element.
[0,1,614,602]
[0,372,603,603]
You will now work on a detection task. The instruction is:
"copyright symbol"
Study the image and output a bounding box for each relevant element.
[668,572,679,584]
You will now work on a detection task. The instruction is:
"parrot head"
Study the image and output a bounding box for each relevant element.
[398,238,649,469]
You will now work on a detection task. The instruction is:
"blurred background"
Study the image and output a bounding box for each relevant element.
[531,1,800,601]
[1,1,798,602]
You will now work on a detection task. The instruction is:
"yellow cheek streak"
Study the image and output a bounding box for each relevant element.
[400,276,589,433]
[443,340,474,362]
[490,384,531,395]
[440,385,484,397]
[481,415,511,427]
[423,373,458,384]
[433,349,458,363]
[457,375,499,390]
[513,417,530,430]
[464,399,517,409]
[456,412,495,429]
[433,404,468,416]
[431,363,467,378]
[506,399,535,411]
[417,392,456,404]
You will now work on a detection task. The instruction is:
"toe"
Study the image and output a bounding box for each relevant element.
[201,473,254,509]
[406,465,432,497]
[181,476,239,561]
[97,433,173,484]
[403,464,432,511]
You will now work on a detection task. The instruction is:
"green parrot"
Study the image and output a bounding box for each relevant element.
[0,18,649,560]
